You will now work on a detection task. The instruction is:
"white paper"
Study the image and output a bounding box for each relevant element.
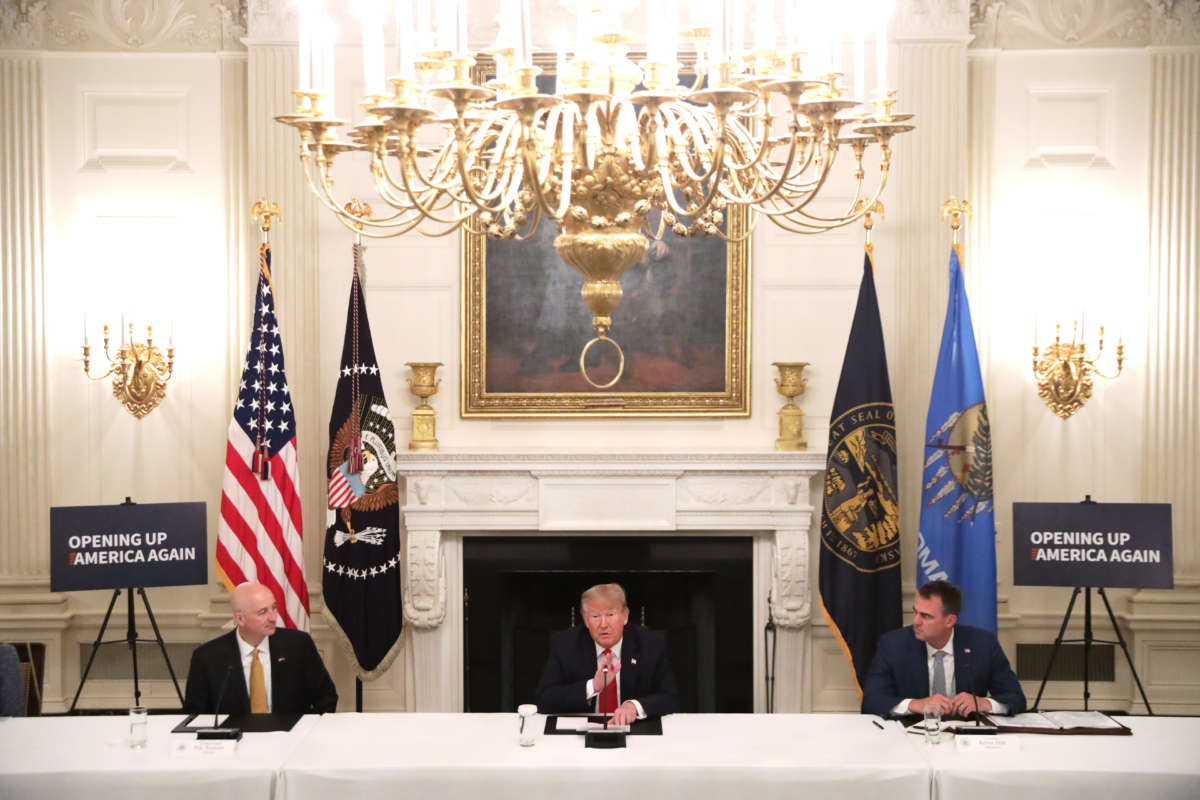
[554,717,630,733]
[990,713,1062,730]
[956,735,1020,753]
[1042,711,1124,730]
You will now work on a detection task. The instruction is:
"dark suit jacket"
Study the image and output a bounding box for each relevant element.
[861,624,1026,718]
[535,625,678,718]
[183,628,338,715]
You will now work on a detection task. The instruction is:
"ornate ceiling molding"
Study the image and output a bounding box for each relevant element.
[970,0,1200,49]
[1,0,246,51]
[892,0,972,41]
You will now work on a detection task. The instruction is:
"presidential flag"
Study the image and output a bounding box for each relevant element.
[917,246,996,631]
[216,243,309,630]
[324,245,403,679]
[819,250,902,698]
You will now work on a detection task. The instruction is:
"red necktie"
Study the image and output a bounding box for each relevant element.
[599,648,618,714]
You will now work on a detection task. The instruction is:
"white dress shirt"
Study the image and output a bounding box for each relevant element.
[891,630,1008,716]
[584,639,646,719]
[235,630,272,712]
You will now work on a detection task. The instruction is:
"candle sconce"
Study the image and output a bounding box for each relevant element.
[1032,320,1123,419]
[82,321,176,418]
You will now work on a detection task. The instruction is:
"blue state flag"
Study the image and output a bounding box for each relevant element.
[917,247,996,631]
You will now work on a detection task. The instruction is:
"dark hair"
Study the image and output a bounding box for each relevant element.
[917,580,963,616]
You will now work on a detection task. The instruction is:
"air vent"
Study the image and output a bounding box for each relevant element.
[1016,643,1115,682]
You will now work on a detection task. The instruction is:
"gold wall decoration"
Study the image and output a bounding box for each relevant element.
[773,362,809,450]
[1032,321,1124,419]
[406,362,442,450]
[81,320,175,418]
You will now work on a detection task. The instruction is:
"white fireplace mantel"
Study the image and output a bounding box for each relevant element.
[395,450,825,712]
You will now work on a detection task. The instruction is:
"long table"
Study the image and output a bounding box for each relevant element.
[277,713,929,800]
[3,713,1199,800]
[0,713,319,800]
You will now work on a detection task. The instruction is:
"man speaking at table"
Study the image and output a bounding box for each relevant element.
[184,582,338,714]
[861,580,1026,719]
[536,583,678,726]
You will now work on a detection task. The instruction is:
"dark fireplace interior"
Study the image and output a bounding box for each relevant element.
[463,535,753,713]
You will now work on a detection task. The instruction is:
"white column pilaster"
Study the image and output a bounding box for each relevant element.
[1143,47,1200,593]
[0,53,49,580]
[885,4,971,588]
[245,39,324,600]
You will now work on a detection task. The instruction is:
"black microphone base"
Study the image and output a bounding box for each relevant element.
[584,730,627,749]
[951,725,997,735]
[196,727,243,740]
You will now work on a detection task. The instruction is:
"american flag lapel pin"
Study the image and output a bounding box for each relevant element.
[631,658,637,665]
[964,648,971,654]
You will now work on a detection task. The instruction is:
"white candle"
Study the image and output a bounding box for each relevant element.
[665,0,678,72]
[784,0,798,54]
[121,312,126,346]
[753,0,771,54]
[416,0,431,54]
[324,20,337,114]
[83,314,88,346]
[553,29,568,94]
[456,0,467,54]
[519,0,531,66]
[854,32,864,104]
[359,1,386,97]
[298,0,313,90]
[169,320,174,347]
[395,0,415,80]
[875,23,887,95]
[730,0,744,57]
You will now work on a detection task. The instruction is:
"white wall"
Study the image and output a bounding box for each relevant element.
[2,0,1197,714]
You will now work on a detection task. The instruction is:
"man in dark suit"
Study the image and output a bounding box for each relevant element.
[536,583,678,725]
[183,582,337,715]
[861,580,1025,719]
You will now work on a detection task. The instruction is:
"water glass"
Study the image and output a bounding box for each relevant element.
[129,706,149,749]
[922,705,942,745]
[517,703,538,747]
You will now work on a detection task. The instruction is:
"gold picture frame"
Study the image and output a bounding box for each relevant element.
[460,204,750,417]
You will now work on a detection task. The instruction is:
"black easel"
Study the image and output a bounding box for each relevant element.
[69,498,184,711]
[1031,495,1153,715]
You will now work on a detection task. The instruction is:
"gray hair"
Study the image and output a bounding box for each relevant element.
[580,583,627,612]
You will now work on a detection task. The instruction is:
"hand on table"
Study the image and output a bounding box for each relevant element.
[949,693,992,718]
[608,701,639,727]
[910,695,953,715]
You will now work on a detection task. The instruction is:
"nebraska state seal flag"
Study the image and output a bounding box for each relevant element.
[819,250,902,698]
[917,246,996,632]
[324,244,403,679]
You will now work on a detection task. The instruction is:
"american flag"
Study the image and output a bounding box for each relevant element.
[216,243,310,631]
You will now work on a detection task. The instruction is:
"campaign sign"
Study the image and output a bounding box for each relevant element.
[50,502,207,592]
[1012,502,1173,589]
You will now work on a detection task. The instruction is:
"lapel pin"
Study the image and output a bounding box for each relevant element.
[631,658,637,665]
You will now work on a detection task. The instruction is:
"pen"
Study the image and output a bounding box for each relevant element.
[872,720,885,730]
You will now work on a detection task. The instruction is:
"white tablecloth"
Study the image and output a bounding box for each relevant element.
[922,716,1200,800]
[0,713,319,800]
[278,713,930,800]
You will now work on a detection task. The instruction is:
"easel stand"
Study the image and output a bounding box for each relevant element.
[1031,584,1153,715]
[69,498,184,712]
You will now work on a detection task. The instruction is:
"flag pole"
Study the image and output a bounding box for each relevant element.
[861,200,884,266]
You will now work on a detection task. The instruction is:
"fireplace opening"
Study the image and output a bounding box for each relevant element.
[463,535,753,713]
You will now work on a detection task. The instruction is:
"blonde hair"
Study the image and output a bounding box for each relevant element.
[580,583,627,612]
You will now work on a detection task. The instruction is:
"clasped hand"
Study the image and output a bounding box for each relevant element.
[912,692,992,718]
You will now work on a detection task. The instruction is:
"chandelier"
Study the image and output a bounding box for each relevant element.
[278,0,913,387]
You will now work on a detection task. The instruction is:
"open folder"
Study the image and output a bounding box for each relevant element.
[544,714,663,736]
[983,710,1131,735]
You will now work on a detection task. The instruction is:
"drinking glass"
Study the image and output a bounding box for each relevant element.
[923,705,942,745]
[129,706,149,749]
[517,703,537,746]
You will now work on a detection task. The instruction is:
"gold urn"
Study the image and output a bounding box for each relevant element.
[405,361,442,451]
[772,361,809,450]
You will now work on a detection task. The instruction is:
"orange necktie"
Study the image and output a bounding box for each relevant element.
[249,648,268,713]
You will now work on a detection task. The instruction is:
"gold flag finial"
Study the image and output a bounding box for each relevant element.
[344,199,374,230]
[941,197,971,245]
[252,198,283,233]
[859,200,884,250]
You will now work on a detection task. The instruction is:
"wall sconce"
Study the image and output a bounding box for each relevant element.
[81,318,176,418]
[1032,320,1123,419]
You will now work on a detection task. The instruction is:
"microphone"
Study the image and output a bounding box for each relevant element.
[953,659,996,736]
[584,652,626,749]
[197,663,243,740]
